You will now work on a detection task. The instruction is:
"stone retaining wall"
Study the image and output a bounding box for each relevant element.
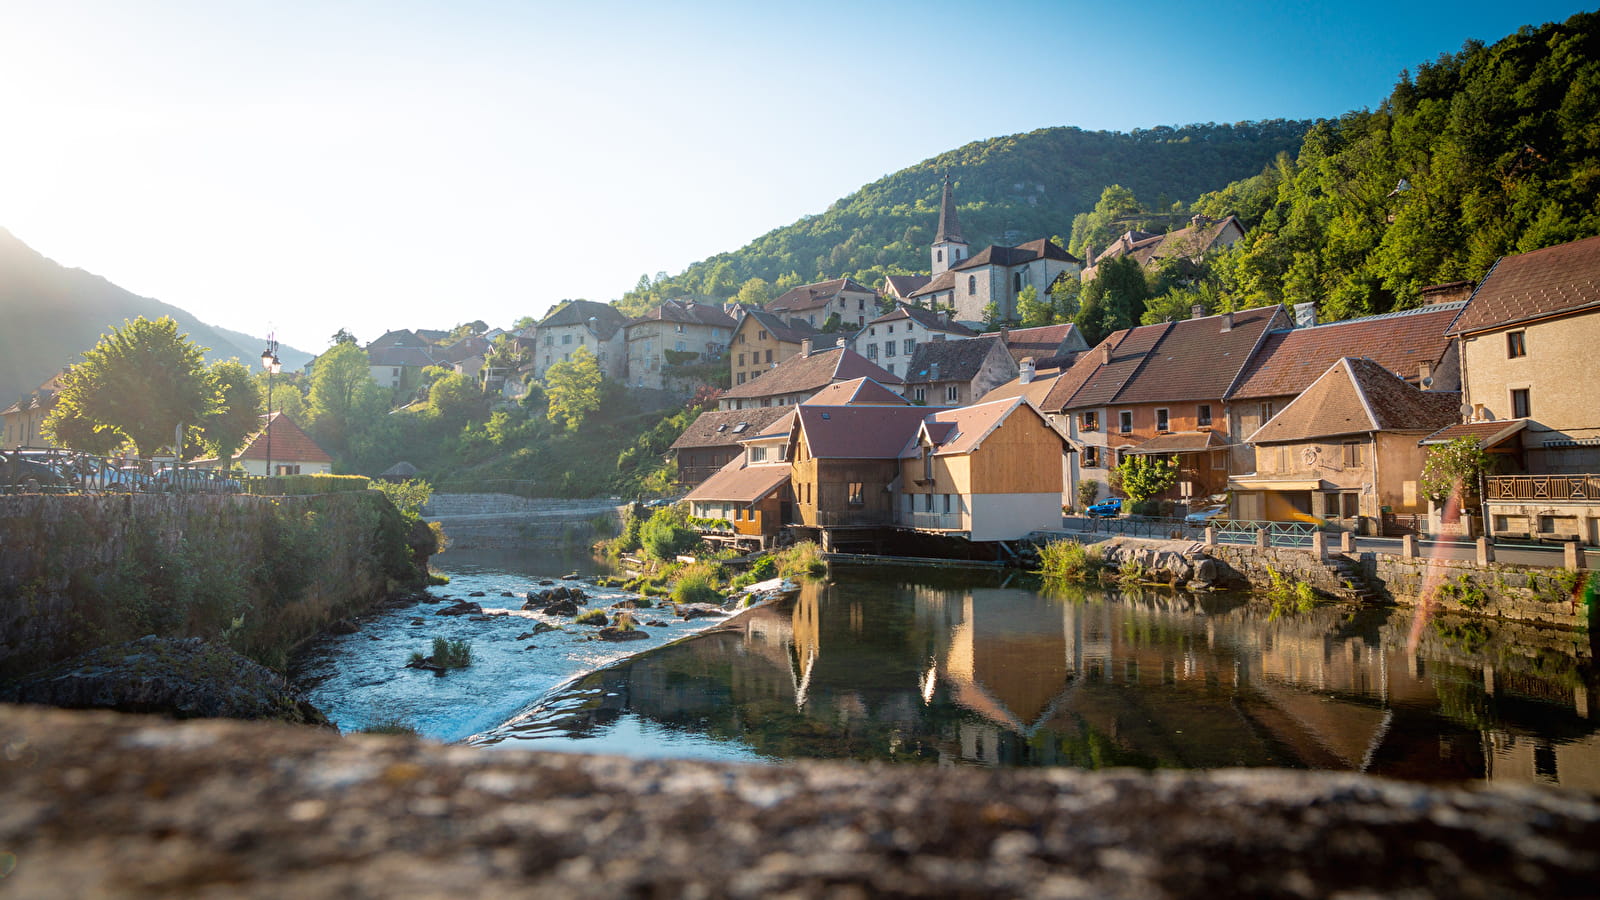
[1361,553,1589,628]
[423,494,628,550]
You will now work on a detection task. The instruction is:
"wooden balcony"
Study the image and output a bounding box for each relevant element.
[1485,475,1600,503]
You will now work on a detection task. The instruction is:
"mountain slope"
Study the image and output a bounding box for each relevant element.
[0,229,311,401]
[624,120,1310,311]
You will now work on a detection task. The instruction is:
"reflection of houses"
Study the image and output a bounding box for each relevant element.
[668,405,793,488]
[624,300,735,391]
[2,373,63,448]
[900,337,1016,407]
[684,413,794,551]
[717,345,901,411]
[897,397,1067,541]
[1230,358,1458,527]
[1443,234,1600,545]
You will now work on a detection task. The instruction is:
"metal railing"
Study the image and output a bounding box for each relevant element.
[0,447,265,496]
[1487,474,1600,502]
[1211,518,1318,547]
[1066,514,1321,547]
[900,511,965,531]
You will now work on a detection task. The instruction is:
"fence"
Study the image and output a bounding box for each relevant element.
[0,447,267,496]
[1066,514,1320,548]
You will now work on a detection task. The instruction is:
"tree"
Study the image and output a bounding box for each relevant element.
[424,371,481,423]
[44,316,213,459]
[202,360,263,468]
[1093,256,1151,336]
[1016,285,1053,327]
[981,302,1005,331]
[308,341,385,459]
[1049,274,1082,322]
[544,346,603,431]
[331,328,358,346]
[1115,454,1178,504]
[733,277,772,307]
[1420,437,1491,511]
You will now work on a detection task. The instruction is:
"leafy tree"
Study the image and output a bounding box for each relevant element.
[820,313,843,333]
[44,316,213,458]
[1049,274,1082,322]
[424,371,481,423]
[202,360,263,468]
[1068,184,1149,259]
[1016,285,1053,327]
[981,302,1004,330]
[1115,454,1178,504]
[331,328,358,346]
[513,316,537,330]
[1085,256,1151,337]
[733,277,772,307]
[1420,437,1491,508]
[545,346,603,431]
[308,341,385,459]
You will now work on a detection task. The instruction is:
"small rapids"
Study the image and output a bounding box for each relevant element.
[290,548,727,742]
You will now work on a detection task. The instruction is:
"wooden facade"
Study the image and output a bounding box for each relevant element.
[789,430,897,529]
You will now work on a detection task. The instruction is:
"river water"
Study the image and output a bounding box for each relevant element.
[300,552,1600,788]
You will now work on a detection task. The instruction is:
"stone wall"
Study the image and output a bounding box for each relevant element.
[0,491,418,677]
[1362,553,1589,628]
[1205,543,1348,594]
[422,494,628,550]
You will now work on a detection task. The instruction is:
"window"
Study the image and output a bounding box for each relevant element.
[1511,388,1531,418]
[738,353,745,366]
[858,298,865,310]
[562,334,572,345]
[736,372,746,385]
[914,387,926,402]
[848,482,864,506]
[1013,272,1022,293]
[1155,409,1169,432]
[936,249,943,263]
[737,333,746,343]
[675,324,685,333]
[904,339,915,355]
[946,385,959,402]
[758,330,768,340]
[885,342,896,357]
[765,349,773,363]
[887,364,895,375]
[943,494,952,514]
[1258,402,1275,422]
[866,344,878,359]
[750,446,767,462]
[968,275,976,295]
[544,335,554,346]
[1081,411,1099,432]
[1196,404,1212,427]
[1082,446,1099,467]
[888,324,894,333]
[1119,411,1133,434]
[924,493,935,512]
[1507,331,1526,358]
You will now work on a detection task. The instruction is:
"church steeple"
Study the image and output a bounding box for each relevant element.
[931,173,968,275]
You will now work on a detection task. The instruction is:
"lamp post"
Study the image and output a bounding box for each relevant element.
[260,335,281,483]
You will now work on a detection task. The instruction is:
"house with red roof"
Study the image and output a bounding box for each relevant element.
[788,404,947,535]
[1438,233,1600,544]
[764,277,879,328]
[667,405,795,488]
[683,412,796,551]
[716,344,902,411]
[1231,358,1458,527]
[856,303,977,378]
[229,412,334,477]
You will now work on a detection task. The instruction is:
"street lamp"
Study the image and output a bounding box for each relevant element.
[260,335,281,483]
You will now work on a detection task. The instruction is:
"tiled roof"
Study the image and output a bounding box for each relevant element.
[537,300,627,339]
[952,238,1080,271]
[902,337,1010,385]
[718,347,902,401]
[635,300,736,329]
[868,303,977,336]
[1247,358,1461,444]
[804,377,908,406]
[1230,303,1465,400]
[1042,323,1170,411]
[738,308,820,345]
[1128,431,1230,454]
[683,456,791,504]
[438,335,490,365]
[1113,306,1288,404]
[1447,233,1600,335]
[1419,419,1526,447]
[669,406,795,451]
[907,270,957,299]
[766,278,877,314]
[366,329,425,351]
[237,412,332,464]
[884,274,932,298]
[367,346,438,368]
[796,405,949,459]
[979,369,1062,409]
[904,397,1049,458]
[980,323,1086,363]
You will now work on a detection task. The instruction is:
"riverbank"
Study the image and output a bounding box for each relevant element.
[4,703,1597,898]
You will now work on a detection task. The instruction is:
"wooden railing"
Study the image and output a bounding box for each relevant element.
[1486,475,1600,502]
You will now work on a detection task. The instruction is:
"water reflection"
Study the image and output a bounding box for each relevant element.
[473,568,1598,787]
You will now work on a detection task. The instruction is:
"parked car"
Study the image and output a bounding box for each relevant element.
[71,458,153,492]
[1184,503,1229,525]
[1086,497,1122,518]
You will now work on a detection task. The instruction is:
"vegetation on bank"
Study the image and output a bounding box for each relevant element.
[407,637,473,671]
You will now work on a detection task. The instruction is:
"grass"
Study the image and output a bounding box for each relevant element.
[358,716,420,736]
[573,608,609,626]
[774,542,826,579]
[670,562,725,605]
[409,636,472,669]
[1035,539,1104,581]
[1264,567,1316,617]
[614,611,638,632]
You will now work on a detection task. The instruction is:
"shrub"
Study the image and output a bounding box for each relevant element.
[670,562,725,605]
[1076,480,1100,509]
[614,612,638,632]
[573,608,609,626]
[1436,574,1488,609]
[1264,567,1316,616]
[748,555,778,581]
[639,505,700,560]
[431,637,472,667]
[1035,539,1103,580]
[774,542,826,579]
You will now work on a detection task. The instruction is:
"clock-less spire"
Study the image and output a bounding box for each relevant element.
[931,172,968,275]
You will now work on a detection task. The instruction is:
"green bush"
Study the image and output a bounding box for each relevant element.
[256,473,373,496]
[371,478,433,521]
[748,555,778,580]
[640,505,700,560]
[1035,539,1103,580]
[431,637,472,668]
[1264,567,1317,616]
[774,542,826,579]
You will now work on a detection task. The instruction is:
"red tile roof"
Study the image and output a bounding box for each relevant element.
[884,274,932,298]
[237,412,332,464]
[1248,358,1461,444]
[804,377,908,406]
[903,397,1054,458]
[635,300,736,329]
[867,304,977,336]
[1113,306,1287,404]
[1042,323,1170,411]
[718,347,902,401]
[765,278,877,314]
[736,308,819,345]
[1419,419,1526,447]
[683,456,791,504]
[1230,303,1465,400]
[1448,233,1600,335]
[795,405,949,459]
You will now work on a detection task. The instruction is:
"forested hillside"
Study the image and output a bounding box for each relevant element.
[620,121,1310,314]
[1187,11,1600,320]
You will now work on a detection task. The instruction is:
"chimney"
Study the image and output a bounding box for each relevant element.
[1190,304,1204,320]
[1020,357,1036,384]
[1220,312,1234,333]
[800,338,813,358]
[1419,361,1433,387]
[1000,326,1010,345]
[1099,342,1112,365]
[1293,302,1316,328]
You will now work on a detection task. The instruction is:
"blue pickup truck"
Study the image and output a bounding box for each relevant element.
[1086,497,1122,518]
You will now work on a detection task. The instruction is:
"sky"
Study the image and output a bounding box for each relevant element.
[0,0,1593,354]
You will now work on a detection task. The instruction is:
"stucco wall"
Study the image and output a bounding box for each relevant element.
[970,493,1062,541]
[1459,311,1600,472]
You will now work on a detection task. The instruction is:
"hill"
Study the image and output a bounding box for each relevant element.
[622,120,1311,312]
[0,229,311,401]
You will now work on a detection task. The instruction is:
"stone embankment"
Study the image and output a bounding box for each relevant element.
[423,493,627,550]
[2,705,1597,898]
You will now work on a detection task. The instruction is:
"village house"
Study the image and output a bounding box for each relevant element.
[683,412,796,552]
[667,405,794,488]
[2,373,63,449]
[624,300,735,391]
[980,323,1089,371]
[717,344,901,410]
[1227,300,1466,477]
[226,412,334,477]
[1231,358,1459,529]
[882,274,932,304]
[787,403,943,541]
[856,303,976,378]
[1440,233,1600,545]
[901,337,1017,407]
[764,277,880,329]
[896,396,1068,542]
[365,330,439,393]
[532,300,628,381]
[1081,215,1246,281]
[728,307,821,388]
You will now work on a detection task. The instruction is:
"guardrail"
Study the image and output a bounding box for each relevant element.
[1487,474,1600,502]
[0,447,266,496]
[1065,514,1321,547]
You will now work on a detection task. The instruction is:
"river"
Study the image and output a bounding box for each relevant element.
[300,552,1600,788]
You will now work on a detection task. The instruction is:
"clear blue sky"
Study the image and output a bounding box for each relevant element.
[0,1,1591,353]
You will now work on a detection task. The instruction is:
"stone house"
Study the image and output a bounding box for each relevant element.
[901,337,1017,407]
[667,405,794,488]
[1081,215,1246,281]
[533,300,628,381]
[764,277,880,329]
[1442,233,1600,544]
[365,330,439,393]
[896,396,1068,542]
[624,300,735,391]
[980,323,1089,371]
[728,308,820,388]
[717,345,901,411]
[856,304,976,378]
[910,238,1082,326]
[1231,358,1459,529]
